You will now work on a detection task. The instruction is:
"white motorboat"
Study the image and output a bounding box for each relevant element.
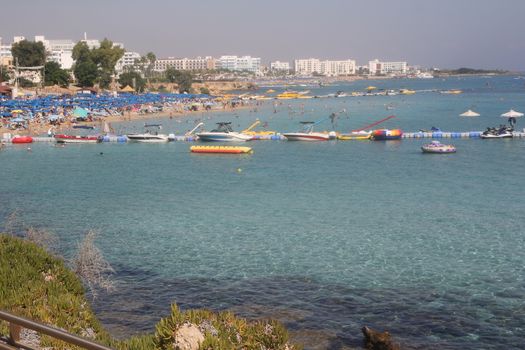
[283,122,330,141]
[196,122,253,142]
[54,134,101,143]
[127,124,169,143]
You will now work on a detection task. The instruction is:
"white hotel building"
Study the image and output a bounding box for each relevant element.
[115,51,142,73]
[154,56,216,72]
[216,55,261,74]
[294,58,356,76]
[1,35,127,70]
[368,59,407,75]
[270,61,290,71]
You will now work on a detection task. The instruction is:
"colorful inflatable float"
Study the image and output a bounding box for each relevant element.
[370,129,403,140]
[11,135,33,144]
[190,145,253,154]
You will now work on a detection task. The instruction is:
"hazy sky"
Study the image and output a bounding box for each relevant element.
[2,0,525,70]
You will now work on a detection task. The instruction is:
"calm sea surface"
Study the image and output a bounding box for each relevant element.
[1,76,524,349]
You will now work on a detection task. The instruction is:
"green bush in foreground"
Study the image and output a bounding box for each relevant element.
[1,233,300,349]
[0,234,111,349]
[154,303,299,350]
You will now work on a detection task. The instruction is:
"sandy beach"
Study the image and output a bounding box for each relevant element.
[0,101,256,137]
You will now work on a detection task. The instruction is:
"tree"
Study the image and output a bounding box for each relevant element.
[72,39,124,89]
[145,52,156,80]
[44,61,70,87]
[118,71,146,92]
[74,61,98,87]
[165,68,193,93]
[11,40,46,67]
[91,39,124,89]
[0,66,9,83]
[72,41,92,63]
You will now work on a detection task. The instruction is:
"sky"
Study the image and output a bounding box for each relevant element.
[2,0,525,70]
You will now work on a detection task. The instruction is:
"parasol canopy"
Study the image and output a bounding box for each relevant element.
[500,109,524,118]
[459,109,480,117]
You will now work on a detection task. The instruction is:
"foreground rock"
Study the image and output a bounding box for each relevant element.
[173,323,204,350]
[362,326,400,350]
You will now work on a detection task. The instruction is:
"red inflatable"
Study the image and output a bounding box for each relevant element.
[11,136,33,144]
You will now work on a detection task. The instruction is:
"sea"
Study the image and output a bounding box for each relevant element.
[1,76,524,349]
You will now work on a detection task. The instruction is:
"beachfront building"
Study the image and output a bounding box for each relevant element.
[368,59,407,76]
[79,33,124,50]
[154,56,216,72]
[115,51,142,73]
[34,36,76,69]
[294,58,356,76]
[270,61,290,71]
[0,37,13,66]
[216,55,261,74]
[1,34,126,70]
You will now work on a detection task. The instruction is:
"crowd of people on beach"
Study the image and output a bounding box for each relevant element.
[0,92,254,136]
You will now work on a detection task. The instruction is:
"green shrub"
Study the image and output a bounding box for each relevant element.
[0,234,111,349]
[153,303,300,350]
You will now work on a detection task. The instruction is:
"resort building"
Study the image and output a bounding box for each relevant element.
[115,51,142,73]
[216,55,261,74]
[154,56,217,72]
[294,58,356,76]
[1,34,127,70]
[0,37,12,62]
[270,61,290,71]
[368,59,407,75]
[35,36,76,69]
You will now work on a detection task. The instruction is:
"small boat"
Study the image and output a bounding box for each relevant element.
[190,146,253,154]
[283,122,330,141]
[337,131,371,140]
[421,141,456,153]
[54,134,101,143]
[480,126,513,139]
[127,124,169,143]
[440,89,462,94]
[196,122,253,142]
[370,129,403,140]
[11,135,33,144]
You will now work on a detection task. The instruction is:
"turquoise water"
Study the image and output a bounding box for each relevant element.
[1,76,525,349]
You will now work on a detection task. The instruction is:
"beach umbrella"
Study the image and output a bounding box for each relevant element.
[11,109,24,114]
[459,110,480,117]
[72,107,89,118]
[500,109,524,118]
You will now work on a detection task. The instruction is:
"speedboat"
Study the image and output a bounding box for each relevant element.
[196,122,253,142]
[370,129,403,140]
[480,126,513,139]
[421,141,456,154]
[283,122,330,141]
[127,124,169,143]
[54,134,101,143]
[127,131,169,142]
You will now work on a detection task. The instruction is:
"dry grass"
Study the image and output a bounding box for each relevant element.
[73,230,115,299]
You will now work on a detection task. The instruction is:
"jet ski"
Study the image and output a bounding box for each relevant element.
[480,125,513,139]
